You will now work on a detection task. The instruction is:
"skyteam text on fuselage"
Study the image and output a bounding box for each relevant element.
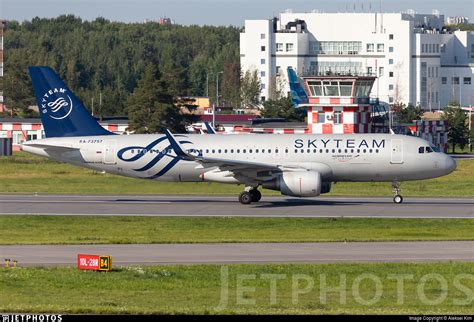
[22,66,456,204]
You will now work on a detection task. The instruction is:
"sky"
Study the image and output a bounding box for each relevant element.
[1,0,473,26]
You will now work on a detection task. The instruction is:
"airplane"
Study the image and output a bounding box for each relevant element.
[288,67,309,106]
[204,122,217,134]
[21,66,457,204]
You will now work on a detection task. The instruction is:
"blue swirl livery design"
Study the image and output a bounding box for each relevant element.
[117,135,198,178]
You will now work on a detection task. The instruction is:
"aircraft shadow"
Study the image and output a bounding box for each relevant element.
[113,198,474,207]
[253,199,363,208]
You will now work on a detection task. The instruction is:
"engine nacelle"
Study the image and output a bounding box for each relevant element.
[263,171,322,197]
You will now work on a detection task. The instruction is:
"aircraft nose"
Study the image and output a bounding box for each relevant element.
[444,155,456,174]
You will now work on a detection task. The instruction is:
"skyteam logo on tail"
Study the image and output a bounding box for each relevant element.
[41,87,73,120]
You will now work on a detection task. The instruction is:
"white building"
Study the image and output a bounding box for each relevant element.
[240,11,474,110]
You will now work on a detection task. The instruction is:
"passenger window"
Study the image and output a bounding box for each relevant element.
[218,149,221,153]
[275,149,279,153]
[307,149,310,153]
[351,149,354,153]
[320,149,323,153]
[212,149,215,153]
[243,149,246,153]
[237,149,240,153]
[294,149,298,153]
[256,149,259,153]
[224,149,227,153]
[231,149,234,153]
[418,147,424,154]
[375,149,379,153]
[268,149,271,153]
[313,149,317,153]
[285,149,288,153]
[338,149,341,153]
[301,149,304,153]
[249,149,252,153]
[369,149,373,153]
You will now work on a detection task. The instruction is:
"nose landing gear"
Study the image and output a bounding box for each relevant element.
[392,180,403,204]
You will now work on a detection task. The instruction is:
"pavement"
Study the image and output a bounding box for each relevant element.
[1,241,473,266]
[0,194,473,218]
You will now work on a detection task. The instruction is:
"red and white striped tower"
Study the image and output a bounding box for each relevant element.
[302,75,376,134]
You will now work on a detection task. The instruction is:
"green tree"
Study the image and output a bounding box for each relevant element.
[393,103,423,124]
[3,52,36,116]
[3,16,241,117]
[261,96,305,122]
[127,64,191,133]
[442,105,469,153]
[240,69,261,108]
[221,61,240,107]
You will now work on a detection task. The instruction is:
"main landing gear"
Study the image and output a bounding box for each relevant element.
[392,180,403,204]
[239,187,261,204]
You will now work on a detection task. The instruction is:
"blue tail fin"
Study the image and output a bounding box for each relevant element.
[204,122,216,134]
[287,67,309,106]
[28,66,114,138]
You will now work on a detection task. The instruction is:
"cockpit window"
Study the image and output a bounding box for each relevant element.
[425,146,433,153]
[418,147,424,154]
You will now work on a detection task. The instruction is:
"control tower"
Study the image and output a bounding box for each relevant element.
[302,74,376,134]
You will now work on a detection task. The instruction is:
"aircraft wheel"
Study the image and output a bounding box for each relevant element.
[250,189,261,202]
[393,195,403,204]
[239,191,252,205]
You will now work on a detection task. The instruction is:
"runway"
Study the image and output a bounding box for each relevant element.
[1,241,472,266]
[0,194,473,218]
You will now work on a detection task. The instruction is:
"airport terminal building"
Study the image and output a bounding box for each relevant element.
[240,11,474,109]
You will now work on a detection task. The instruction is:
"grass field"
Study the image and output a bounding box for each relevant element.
[1,216,473,244]
[0,152,473,197]
[1,262,472,314]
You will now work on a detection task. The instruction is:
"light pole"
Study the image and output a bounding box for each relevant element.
[215,71,223,128]
[216,71,223,107]
[469,106,472,152]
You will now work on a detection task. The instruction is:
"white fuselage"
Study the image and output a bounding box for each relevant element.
[22,133,456,185]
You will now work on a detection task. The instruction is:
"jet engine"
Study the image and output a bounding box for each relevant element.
[263,171,323,197]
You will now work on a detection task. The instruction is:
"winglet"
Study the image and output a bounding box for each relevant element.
[204,122,216,134]
[163,128,194,160]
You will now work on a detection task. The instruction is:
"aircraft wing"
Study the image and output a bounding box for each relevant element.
[163,129,304,177]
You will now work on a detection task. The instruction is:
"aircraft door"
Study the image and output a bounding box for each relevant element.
[390,139,403,164]
[103,140,117,164]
